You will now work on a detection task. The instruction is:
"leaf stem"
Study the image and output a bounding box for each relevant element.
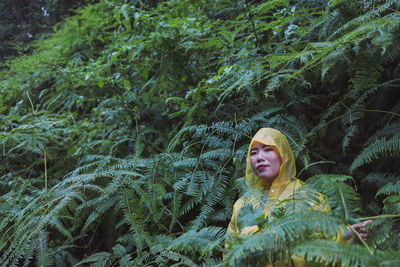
[26,91,36,114]
[239,0,260,47]
[44,148,48,202]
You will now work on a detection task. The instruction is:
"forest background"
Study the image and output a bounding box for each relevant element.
[1,0,400,266]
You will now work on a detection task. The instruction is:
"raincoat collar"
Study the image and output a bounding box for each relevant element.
[245,128,296,200]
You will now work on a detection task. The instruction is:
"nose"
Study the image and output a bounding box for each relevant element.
[256,152,264,162]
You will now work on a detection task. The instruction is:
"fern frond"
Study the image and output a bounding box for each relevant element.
[36,229,51,267]
[187,172,205,196]
[199,257,222,267]
[224,228,278,266]
[248,108,285,123]
[173,158,198,169]
[119,190,147,257]
[168,226,225,255]
[342,125,358,152]
[202,136,227,149]
[167,125,198,152]
[124,179,167,224]
[112,244,133,267]
[376,181,400,197]
[80,195,118,234]
[234,119,257,138]
[225,211,343,265]
[190,171,229,230]
[200,148,231,162]
[293,239,374,267]
[207,121,236,136]
[169,190,184,231]
[367,219,395,250]
[213,63,258,102]
[268,210,343,240]
[350,134,400,172]
[306,174,360,220]
[47,216,73,239]
[74,252,112,266]
[377,249,400,267]
[366,121,400,145]
[328,1,397,41]
[341,104,365,125]
[233,144,249,164]
[346,86,378,105]
[363,172,398,187]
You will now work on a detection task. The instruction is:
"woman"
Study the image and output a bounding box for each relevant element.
[225,128,328,266]
[225,128,371,265]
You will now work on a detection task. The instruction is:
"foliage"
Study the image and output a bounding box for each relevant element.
[1,0,400,266]
[0,0,96,62]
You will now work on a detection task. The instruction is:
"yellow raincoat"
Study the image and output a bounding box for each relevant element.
[225,128,329,266]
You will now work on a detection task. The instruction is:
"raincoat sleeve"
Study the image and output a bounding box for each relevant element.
[225,197,259,249]
[225,198,242,249]
[226,199,241,237]
[224,199,240,259]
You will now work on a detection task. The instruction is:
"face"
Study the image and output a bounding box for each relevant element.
[249,142,282,182]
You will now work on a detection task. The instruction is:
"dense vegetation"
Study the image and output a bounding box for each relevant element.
[0,0,96,62]
[1,0,399,266]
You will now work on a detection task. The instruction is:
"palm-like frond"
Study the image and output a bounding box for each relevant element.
[293,239,375,267]
[350,135,400,172]
[363,172,398,187]
[376,181,400,197]
[306,174,361,220]
[168,227,225,257]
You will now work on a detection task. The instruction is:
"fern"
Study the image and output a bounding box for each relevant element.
[293,239,375,267]
[112,244,133,267]
[363,172,398,187]
[350,134,400,172]
[376,181,400,197]
[366,121,400,145]
[225,211,343,265]
[306,174,361,221]
[190,171,230,230]
[1,0,400,265]
[342,125,359,152]
[74,252,112,266]
[168,227,225,257]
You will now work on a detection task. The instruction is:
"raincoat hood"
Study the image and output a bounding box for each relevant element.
[245,128,296,199]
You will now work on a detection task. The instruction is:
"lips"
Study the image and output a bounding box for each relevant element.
[257,164,269,171]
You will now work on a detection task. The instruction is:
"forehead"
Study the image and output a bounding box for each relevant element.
[251,142,273,149]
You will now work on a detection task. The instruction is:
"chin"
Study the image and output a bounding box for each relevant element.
[258,174,276,181]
